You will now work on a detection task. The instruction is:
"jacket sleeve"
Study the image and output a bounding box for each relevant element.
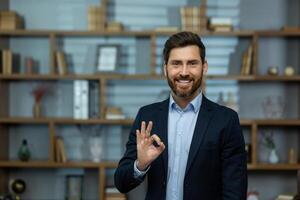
[222,110,248,200]
[114,108,147,193]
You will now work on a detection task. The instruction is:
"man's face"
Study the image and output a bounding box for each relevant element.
[164,45,208,99]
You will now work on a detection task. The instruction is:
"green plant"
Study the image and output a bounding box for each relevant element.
[261,131,275,149]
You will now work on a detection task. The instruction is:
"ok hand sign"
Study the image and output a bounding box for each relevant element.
[136,121,165,171]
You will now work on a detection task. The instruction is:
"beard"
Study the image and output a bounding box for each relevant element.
[166,70,203,98]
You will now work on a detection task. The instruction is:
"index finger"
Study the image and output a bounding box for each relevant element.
[146,121,153,137]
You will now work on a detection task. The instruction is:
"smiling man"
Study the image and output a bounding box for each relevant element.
[114,31,247,200]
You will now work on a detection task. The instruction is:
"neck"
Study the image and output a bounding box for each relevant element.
[171,91,200,109]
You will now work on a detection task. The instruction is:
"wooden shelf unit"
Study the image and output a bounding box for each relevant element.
[1,23,300,200]
[0,161,118,168]
[0,29,254,37]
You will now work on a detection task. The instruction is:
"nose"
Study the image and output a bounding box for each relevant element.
[180,65,189,76]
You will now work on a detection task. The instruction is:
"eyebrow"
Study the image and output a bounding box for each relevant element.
[169,59,201,63]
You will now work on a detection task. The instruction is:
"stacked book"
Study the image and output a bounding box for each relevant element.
[107,22,124,32]
[240,44,253,75]
[105,106,125,120]
[89,82,100,119]
[105,187,126,200]
[208,17,233,32]
[55,136,67,163]
[55,51,68,75]
[1,49,20,74]
[180,6,208,32]
[88,5,106,31]
[74,80,89,119]
[0,11,23,30]
[275,194,295,200]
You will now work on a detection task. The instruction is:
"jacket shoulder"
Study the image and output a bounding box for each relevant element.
[139,99,168,113]
[204,96,239,118]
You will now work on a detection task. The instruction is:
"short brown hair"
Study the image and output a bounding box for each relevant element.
[163,31,206,64]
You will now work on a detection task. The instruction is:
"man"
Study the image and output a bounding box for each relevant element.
[114,31,247,200]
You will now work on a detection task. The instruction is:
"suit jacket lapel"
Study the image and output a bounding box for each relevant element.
[185,96,214,176]
[157,98,169,177]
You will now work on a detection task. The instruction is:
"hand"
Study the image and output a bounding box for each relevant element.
[136,121,165,171]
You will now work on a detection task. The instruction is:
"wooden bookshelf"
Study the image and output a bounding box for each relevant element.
[0,117,134,125]
[1,118,300,126]
[0,161,118,168]
[206,75,255,81]
[256,29,300,37]
[0,29,255,37]
[248,163,300,170]
[1,161,299,171]
[255,119,300,126]
[254,75,300,81]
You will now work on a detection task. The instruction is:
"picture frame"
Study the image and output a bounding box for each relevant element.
[96,44,119,72]
[65,175,84,200]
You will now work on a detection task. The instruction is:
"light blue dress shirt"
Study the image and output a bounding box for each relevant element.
[166,92,202,200]
[134,92,202,200]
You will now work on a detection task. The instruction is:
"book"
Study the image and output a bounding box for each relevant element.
[2,50,8,74]
[73,80,89,119]
[209,17,232,26]
[105,187,126,200]
[6,50,12,74]
[154,26,179,32]
[240,44,253,75]
[56,137,67,163]
[87,5,106,31]
[107,22,124,32]
[275,194,294,200]
[105,106,125,120]
[55,137,62,162]
[180,6,208,31]
[56,51,68,75]
[0,11,23,30]
[89,81,99,118]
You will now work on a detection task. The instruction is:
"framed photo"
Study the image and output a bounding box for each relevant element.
[96,45,119,72]
[65,175,84,200]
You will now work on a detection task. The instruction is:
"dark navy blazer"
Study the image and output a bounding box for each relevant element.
[114,95,247,200]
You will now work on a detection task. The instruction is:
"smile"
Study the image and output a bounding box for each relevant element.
[176,79,192,87]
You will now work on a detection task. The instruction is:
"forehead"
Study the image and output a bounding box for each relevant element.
[169,45,201,60]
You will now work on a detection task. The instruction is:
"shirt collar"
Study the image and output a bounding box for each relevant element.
[169,91,202,113]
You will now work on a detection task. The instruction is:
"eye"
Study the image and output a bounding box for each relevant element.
[188,60,200,67]
[170,61,182,67]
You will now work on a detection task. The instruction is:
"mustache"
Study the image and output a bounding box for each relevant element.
[175,75,193,81]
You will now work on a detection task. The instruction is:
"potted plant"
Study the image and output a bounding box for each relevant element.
[261,131,279,164]
[31,84,50,118]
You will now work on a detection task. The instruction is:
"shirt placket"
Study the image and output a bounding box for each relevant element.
[171,111,184,198]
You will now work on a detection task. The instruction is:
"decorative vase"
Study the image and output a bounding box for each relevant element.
[89,136,104,162]
[18,139,31,162]
[268,148,279,164]
[33,101,41,118]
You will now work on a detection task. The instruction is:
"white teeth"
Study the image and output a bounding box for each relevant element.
[178,80,190,83]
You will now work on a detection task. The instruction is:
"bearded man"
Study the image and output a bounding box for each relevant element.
[114,31,247,200]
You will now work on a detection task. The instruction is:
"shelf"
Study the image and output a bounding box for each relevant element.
[1,118,299,126]
[257,29,300,37]
[0,29,255,37]
[255,119,300,126]
[0,161,298,170]
[0,160,118,168]
[254,75,300,81]
[0,117,134,125]
[2,74,300,82]
[0,74,102,80]
[0,74,165,81]
[206,75,255,81]
[248,163,300,170]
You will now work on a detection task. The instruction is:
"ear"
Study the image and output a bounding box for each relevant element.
[203,60,208,75]
[163,64,167,77]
